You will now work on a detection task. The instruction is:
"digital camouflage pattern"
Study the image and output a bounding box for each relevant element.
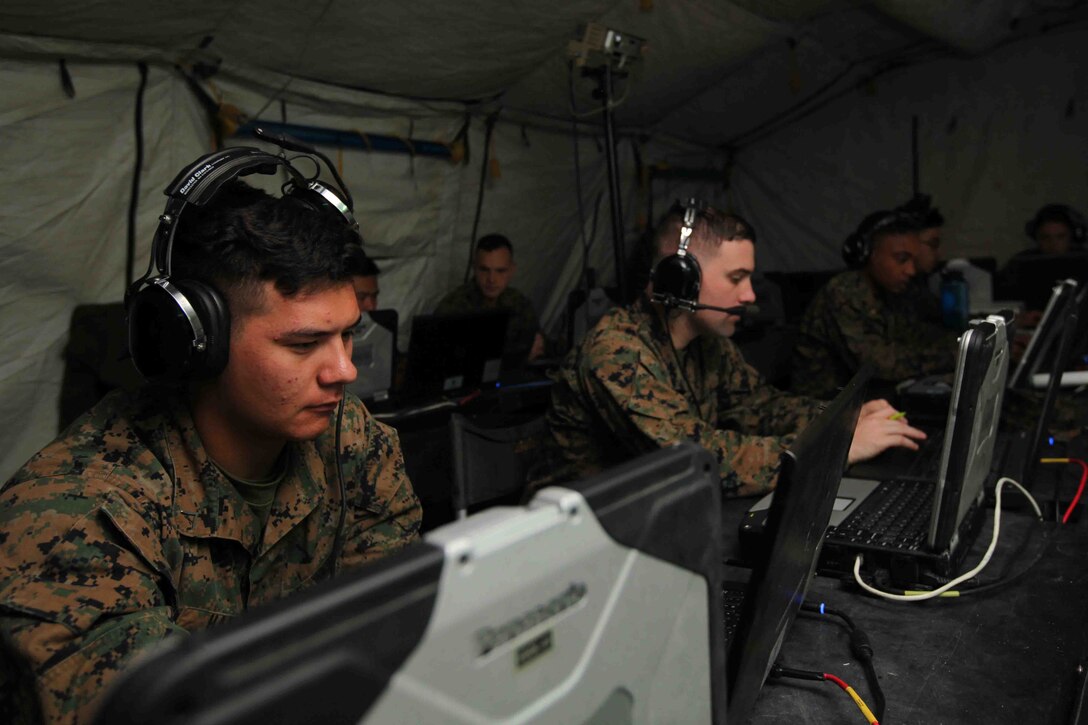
[0,386,421,724]
[541,297,826,497]
[792,269,958,400]
[435,281,540,364]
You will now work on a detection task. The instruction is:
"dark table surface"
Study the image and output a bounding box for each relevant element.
[723,438,1088,725]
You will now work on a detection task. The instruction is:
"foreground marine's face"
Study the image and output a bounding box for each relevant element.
[691,238,757,339]
[213,280,360,443]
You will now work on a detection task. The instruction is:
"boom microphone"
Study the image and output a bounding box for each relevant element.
[695,303,760,316]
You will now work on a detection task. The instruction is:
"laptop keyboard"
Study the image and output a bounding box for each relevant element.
[722,583,747,642]
[828,480,932,551]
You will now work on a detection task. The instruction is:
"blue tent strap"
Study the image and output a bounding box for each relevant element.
[238,120,452,159]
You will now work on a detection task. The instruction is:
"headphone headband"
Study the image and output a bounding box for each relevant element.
[126,144,358,381]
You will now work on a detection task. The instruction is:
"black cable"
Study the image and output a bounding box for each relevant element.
[326,396,348,577]
[951,524,1054,597]
[569,70,593,339]
[800,601,886,721]
[464,113,498,282]
[126,62,149,290]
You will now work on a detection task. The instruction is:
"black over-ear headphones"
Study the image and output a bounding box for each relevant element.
[1024,204,1087,244]
[125,130,357,381]
[841,209,918,268]
[650,198,759,317]
[651,198,707,311]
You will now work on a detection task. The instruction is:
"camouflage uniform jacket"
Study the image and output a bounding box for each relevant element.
[792,269,958,400]
[435,282,540,364]
[0,386,421,724]
[544,297,825,497]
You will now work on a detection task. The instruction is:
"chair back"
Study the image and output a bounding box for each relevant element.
[449,413,547,518]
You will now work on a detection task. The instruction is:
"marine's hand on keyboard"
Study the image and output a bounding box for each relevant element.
[847,406,928,465]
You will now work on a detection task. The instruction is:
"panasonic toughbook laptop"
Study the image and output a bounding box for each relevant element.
[726,366,870,722]
[94,443,729,725]
[816,317,1008,585]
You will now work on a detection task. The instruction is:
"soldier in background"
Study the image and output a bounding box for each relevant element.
[435,234,545,365]
[0,178,421,724]
[540,203,926,497]
[896,193,945,326]
[346,245,382,312]
[792,209,958,401]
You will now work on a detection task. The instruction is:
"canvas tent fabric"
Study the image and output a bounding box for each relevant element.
[0,1,1085,479]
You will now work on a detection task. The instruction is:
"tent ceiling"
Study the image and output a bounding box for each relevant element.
[1,0,1082,146]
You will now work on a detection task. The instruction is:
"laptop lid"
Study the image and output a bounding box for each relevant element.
[928,315,1007,551]
[404,310,508,396]
[727,366,871,723]
[347,309,398,401]
[1009,279,1078,389]
[93,443,726,725]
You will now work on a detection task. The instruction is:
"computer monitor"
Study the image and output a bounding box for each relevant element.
[999,252,1088,310]
[403,310,508,397]
[727,366,870,722]
[346,309,397,402]
[93,443,727,725]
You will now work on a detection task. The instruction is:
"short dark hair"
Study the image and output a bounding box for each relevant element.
[171,180,362,319]
[858,209,922,249]
[652,202,756,262]
[476,234,513,254]
[897,193,944,229]
[344,244,380,277]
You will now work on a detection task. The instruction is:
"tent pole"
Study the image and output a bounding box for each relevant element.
[592,65,628,302]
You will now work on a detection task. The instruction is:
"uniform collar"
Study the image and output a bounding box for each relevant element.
[161,392,329,556]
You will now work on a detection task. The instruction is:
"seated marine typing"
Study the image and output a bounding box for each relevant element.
[792,208,958,401]
[539,201,926,497]
[0,149,422,724]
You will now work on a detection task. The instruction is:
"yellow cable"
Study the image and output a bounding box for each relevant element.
[844,685,879,724]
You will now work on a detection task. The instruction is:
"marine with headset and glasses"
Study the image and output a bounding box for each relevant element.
[0,144,422,725]
[537,200,926,497]
[895,193,946,327]
[791,208,959,401]
[995,203,1088,313]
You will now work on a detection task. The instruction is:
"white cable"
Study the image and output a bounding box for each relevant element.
[852,477,1043,602]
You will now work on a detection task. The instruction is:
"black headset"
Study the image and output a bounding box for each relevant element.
[841,209,919,268]
[650,198,757,317]
[1024,204,1087,245]
[651,198,708,311]
[125,131,357,382]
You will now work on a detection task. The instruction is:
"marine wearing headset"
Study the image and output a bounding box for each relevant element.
[539,200,925,498]
[0,142,421,724]
[791,208,958,401]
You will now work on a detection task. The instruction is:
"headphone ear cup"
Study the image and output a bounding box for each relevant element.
[842,232,868,268]
[176,279,230,377]
[127,279,230,380]
[652,253,702,306]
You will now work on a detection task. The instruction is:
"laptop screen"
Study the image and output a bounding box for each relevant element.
[929,316,1008,551]
[404,309,508,396]
[94,443,727,725]
[727,366,871,722]
[1009,279,1078,389]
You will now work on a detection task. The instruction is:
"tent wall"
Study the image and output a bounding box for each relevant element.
[1,23,1085,480]
[725,27,1088,272]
